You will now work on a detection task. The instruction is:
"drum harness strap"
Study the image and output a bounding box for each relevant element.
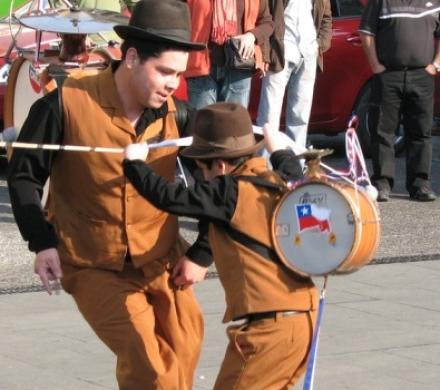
[223,175,310,283]
[48,65,69,130]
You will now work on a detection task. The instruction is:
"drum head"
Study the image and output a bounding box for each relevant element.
[4,57,46,134]
[272,182,357,276]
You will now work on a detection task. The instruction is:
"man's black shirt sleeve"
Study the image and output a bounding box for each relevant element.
[7,90,62,252]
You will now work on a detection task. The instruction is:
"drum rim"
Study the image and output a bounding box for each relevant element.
[3,56,28,132]
[271,179,371,277]
[4,56,28,160]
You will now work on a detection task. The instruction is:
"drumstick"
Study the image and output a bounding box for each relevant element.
[0,136,193,153]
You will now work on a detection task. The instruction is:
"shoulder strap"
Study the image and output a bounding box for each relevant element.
[235,175,286,191]
[223,225,309,282]
[172,96,195,136]
[224,224,281,264]
[47,65,69,130]
[225,176,308,281]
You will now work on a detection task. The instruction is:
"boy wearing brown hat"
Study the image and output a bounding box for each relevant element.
[7,1,210,389]
[123,102,319,389]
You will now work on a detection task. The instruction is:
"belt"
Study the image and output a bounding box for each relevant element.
[235,310,302,323]
[386,66,425,71]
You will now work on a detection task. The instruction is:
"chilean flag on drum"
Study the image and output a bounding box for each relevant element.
[295,204,331,233]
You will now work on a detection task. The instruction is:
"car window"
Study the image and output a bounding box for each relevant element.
[331,0,364,18]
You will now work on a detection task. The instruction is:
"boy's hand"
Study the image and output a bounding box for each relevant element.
[171,256,208,290]
[124,143,149,161]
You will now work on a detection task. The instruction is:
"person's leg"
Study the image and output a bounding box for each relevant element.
[402,68,434,195]
[186,70,218,109]
[214,311,316,390]
[146,263,204,389]
[368,70,403,192]
[220,68,254,108]
[285,56,317,150]
[61,261,202,390]
[256,61,292,130]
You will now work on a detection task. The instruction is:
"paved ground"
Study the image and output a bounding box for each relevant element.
[1,261,440,390]
[0,136,439,389]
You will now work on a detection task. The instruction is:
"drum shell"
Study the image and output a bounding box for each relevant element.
[271,180,381,277]
[334,183,381,273]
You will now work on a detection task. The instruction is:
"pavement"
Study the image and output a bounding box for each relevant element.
[1,136,440,389]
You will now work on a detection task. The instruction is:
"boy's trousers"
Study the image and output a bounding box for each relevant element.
[214,310,316,390]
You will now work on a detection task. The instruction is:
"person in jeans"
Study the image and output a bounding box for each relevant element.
[359,0,440,202]
[184,0,273,109]
[256,0,332,151]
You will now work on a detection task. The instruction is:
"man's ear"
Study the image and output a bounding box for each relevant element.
[126,48,139,68]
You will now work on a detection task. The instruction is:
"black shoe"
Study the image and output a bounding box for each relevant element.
[377,188,390,202]
[409,187,437,202]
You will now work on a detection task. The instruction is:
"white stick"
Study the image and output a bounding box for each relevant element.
[0,137,193,154]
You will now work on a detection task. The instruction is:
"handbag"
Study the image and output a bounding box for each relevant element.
[224,38,256,71]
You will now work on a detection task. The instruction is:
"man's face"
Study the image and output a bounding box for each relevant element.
[130,49,189,108]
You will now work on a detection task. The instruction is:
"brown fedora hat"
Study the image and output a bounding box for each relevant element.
[181,102,265,160]
[114,0,205,51]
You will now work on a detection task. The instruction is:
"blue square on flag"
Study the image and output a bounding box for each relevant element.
[295,203,331,233]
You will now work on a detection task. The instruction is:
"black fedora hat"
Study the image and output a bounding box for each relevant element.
[181,102,265,160]
[114,0,205,51]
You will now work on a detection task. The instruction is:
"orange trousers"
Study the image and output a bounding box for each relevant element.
[214,311,316,390]
[61,259,204,390]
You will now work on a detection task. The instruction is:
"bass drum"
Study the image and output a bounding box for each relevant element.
[3,57,56,140]
[272,180,381,277]
[3,47,118,142]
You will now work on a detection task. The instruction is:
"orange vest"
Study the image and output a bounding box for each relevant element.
[209,157,318,322]
[185,0,263,77]
[48,67,180,271]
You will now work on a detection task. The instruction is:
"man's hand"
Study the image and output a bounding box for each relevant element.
[124,143,149,161]
[258,62,270,78]
[233,32,256,60]
[372,62,386,74]
[171,256,208,290]
[34,248,63,295]
[425,63,437,76]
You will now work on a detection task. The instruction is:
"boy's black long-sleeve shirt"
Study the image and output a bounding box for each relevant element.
[123,150,303,226]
